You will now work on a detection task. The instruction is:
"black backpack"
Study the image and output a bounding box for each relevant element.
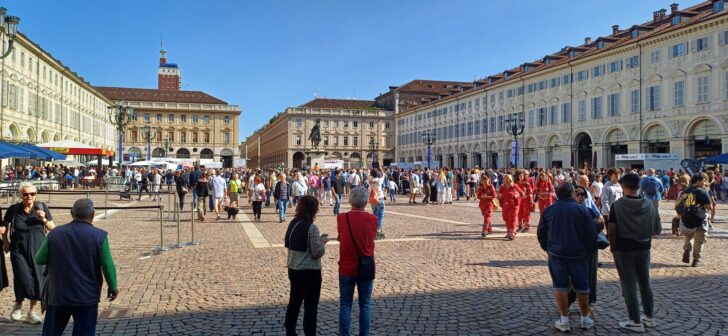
[675,188,706,229]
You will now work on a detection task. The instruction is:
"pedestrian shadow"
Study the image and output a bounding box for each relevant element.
[465,259,546,268]
[406,231,486,241]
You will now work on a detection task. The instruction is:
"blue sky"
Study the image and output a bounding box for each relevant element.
[5,0,703,141]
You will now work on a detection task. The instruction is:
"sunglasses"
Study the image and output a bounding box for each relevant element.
[22,192,36,197]
[575,192,586,197]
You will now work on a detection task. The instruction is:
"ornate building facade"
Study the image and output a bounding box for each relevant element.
[396,0,728,169]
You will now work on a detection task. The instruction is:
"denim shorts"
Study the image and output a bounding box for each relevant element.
[548,256,590,293]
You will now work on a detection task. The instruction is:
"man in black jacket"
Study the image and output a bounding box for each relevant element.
[274,173,292,223]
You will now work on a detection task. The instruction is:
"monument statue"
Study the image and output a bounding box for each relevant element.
[309,119,322,149]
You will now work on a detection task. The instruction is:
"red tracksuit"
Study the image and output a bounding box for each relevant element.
[517,181,534,231]
[536,181,555,214]
[477,184,496,234]
[498,184,522,237]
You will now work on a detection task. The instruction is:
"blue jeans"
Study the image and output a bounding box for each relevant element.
[339,275,373,336]
[334,194,343,215]
[192,189,198,204]
[371,200,385,229]
[277,199,288,221]
[547,256,589,293]
[265,191,272,207]
[457,183,465,198]
[388,188,396,202]
[613,250,654,322]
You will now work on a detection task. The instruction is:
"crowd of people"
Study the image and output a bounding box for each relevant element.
[0,161,720,334]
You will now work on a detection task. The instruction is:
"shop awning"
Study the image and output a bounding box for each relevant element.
[37,140,114,156]
[0,141,32,159]
[17,143,67,160]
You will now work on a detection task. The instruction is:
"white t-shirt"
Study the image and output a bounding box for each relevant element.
[591,181,604,197]
[253,183,266,201]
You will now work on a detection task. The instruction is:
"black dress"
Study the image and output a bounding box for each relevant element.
[0,233,7,291]
[430,181,439,202]
[3,202,50,302]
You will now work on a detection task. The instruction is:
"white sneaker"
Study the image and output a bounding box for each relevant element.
[554,319,571,332]
[580,316,595,330]
[10,309,23,321]
[641,316,657,328]
[27,311,42,324]
[619,320,645,333]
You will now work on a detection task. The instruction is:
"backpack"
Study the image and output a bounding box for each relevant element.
[675,188,706,229]
[643,176,660,196]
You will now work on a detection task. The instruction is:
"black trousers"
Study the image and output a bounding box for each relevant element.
[42,304,98,336]
[285,269,322,336]
[252,201,263,218]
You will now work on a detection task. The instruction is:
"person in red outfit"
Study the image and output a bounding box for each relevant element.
[536,171,555,214]
[336,187,377,336]
[476,174,496,238]
[497,174,523,240]
[515,170,535,233]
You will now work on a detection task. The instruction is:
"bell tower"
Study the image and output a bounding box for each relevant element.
[157,40,181,91]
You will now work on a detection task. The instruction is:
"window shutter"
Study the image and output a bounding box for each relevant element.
[669,46,674,58]
[703,37,710,50]
[719,31,726,46]
[683,42,689,54]
[691,40,697,52]
[1,80,7,107]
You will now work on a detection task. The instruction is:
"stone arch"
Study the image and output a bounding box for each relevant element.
[692,63,712,74]
[200,148,214,159]
[671,69,687,78]
[647,74,662,83]
[608,83,622,92]
[642,122,670,141]
[40,131,49,143]
[152,148,166,158]
[591,87,604,95]
[26,127,36,142]
[9,123,20,141]
[603,126,628,143]
[176,148,191,159]
[546,134,563,147]
[53,133,61,141]
[685,115,724,138]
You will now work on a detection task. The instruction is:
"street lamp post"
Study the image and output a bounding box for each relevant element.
[108,102,133,170]
[163,135,170,159]
[368,138,379,169]
[505,115,525,168]
[140,121,158,162]
[421,131,436,169]
[0,8,20,59]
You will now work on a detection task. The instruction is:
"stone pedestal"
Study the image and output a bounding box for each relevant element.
[307,150,326,169]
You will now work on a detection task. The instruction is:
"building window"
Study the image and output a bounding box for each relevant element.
[353,121,358,128]
[627,55,640,68]
[694,37,709,52]
[608,93,620,116]
[144,113,150,122]
[168,114,174,123]
[631,89,640,113]
[353,136,358,146]
[323,136,329,146]
[648,85,661,111]
[295,119,302,128]
[224,116,230,124]
[369,121,374,128]
[192,132,198,143]
[156,114,162,122]
[497,116,504,132]
[538,108,547,126]
[333,136,339,146]
[192,115,198,123]
[671,43,687,57]
[562,74,572,85]
[181,115,187,123]
[577,70,589,81]
[528,110,535,128]
[592,65,605,77]
[549,106,558,125]
[631,30,640,38]
[609,60,622,73]
[204,115,210,124]
[592,96,602,119]
[295,135,301,145]
[131,130,138,142]
[674,80,685,106]
[343,136,349,146]
[168,131,174,142]
[671,16,681,25]
[650,50,661,63]
[724,71,728,99]
[578,100,586,121]
[550,77,560,88]
[343,121,349,128]
[697,75,710,103]
[204,132,210,143]
[385,122,390,129]
[180,132,187,143]
[561,103,571,123]
[332,120,339,128]
[715,0,725,12]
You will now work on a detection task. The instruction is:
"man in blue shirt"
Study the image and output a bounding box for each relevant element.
[639,169,664,211]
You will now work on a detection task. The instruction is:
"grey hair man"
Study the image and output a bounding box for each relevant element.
[36,199,119,335]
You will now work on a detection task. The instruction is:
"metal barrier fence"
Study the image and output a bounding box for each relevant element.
[0,183,201,254]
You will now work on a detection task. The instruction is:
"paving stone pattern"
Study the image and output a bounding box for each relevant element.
[1,191,727,335]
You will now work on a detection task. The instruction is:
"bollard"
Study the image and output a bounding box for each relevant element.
[176,198,182,248]
[86,191,90,199]
[155,205,169,253]
[103,188,109,220]
[190,201,200,246]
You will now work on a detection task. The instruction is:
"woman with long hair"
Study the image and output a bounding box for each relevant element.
[476,174,496,238]
[251,175,266,221]
[284,195,330,335]
[515,170,535,233]
[496,174,523,240]
[536,171,555,214]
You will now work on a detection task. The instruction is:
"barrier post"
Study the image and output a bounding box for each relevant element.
[176,199,182,248]
[103,188,109,220]
[86,191,90,199]
[190,201,200,245]
[155,205,169,253]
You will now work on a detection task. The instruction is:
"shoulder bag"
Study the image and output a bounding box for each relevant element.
[346,213,375,280]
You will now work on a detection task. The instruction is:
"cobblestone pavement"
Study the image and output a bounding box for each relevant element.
[1,190,728,335]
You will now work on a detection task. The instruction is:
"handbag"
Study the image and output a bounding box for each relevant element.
[368,188,379,207]
[596,231,609,250]
[346,213,375,280]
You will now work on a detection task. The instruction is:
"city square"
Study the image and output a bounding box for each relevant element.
[1,0,728,335]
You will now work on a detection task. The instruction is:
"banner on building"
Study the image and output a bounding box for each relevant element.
[324,160,344,169]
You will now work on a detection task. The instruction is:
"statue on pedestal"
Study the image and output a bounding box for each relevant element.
[309,119,322,150]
